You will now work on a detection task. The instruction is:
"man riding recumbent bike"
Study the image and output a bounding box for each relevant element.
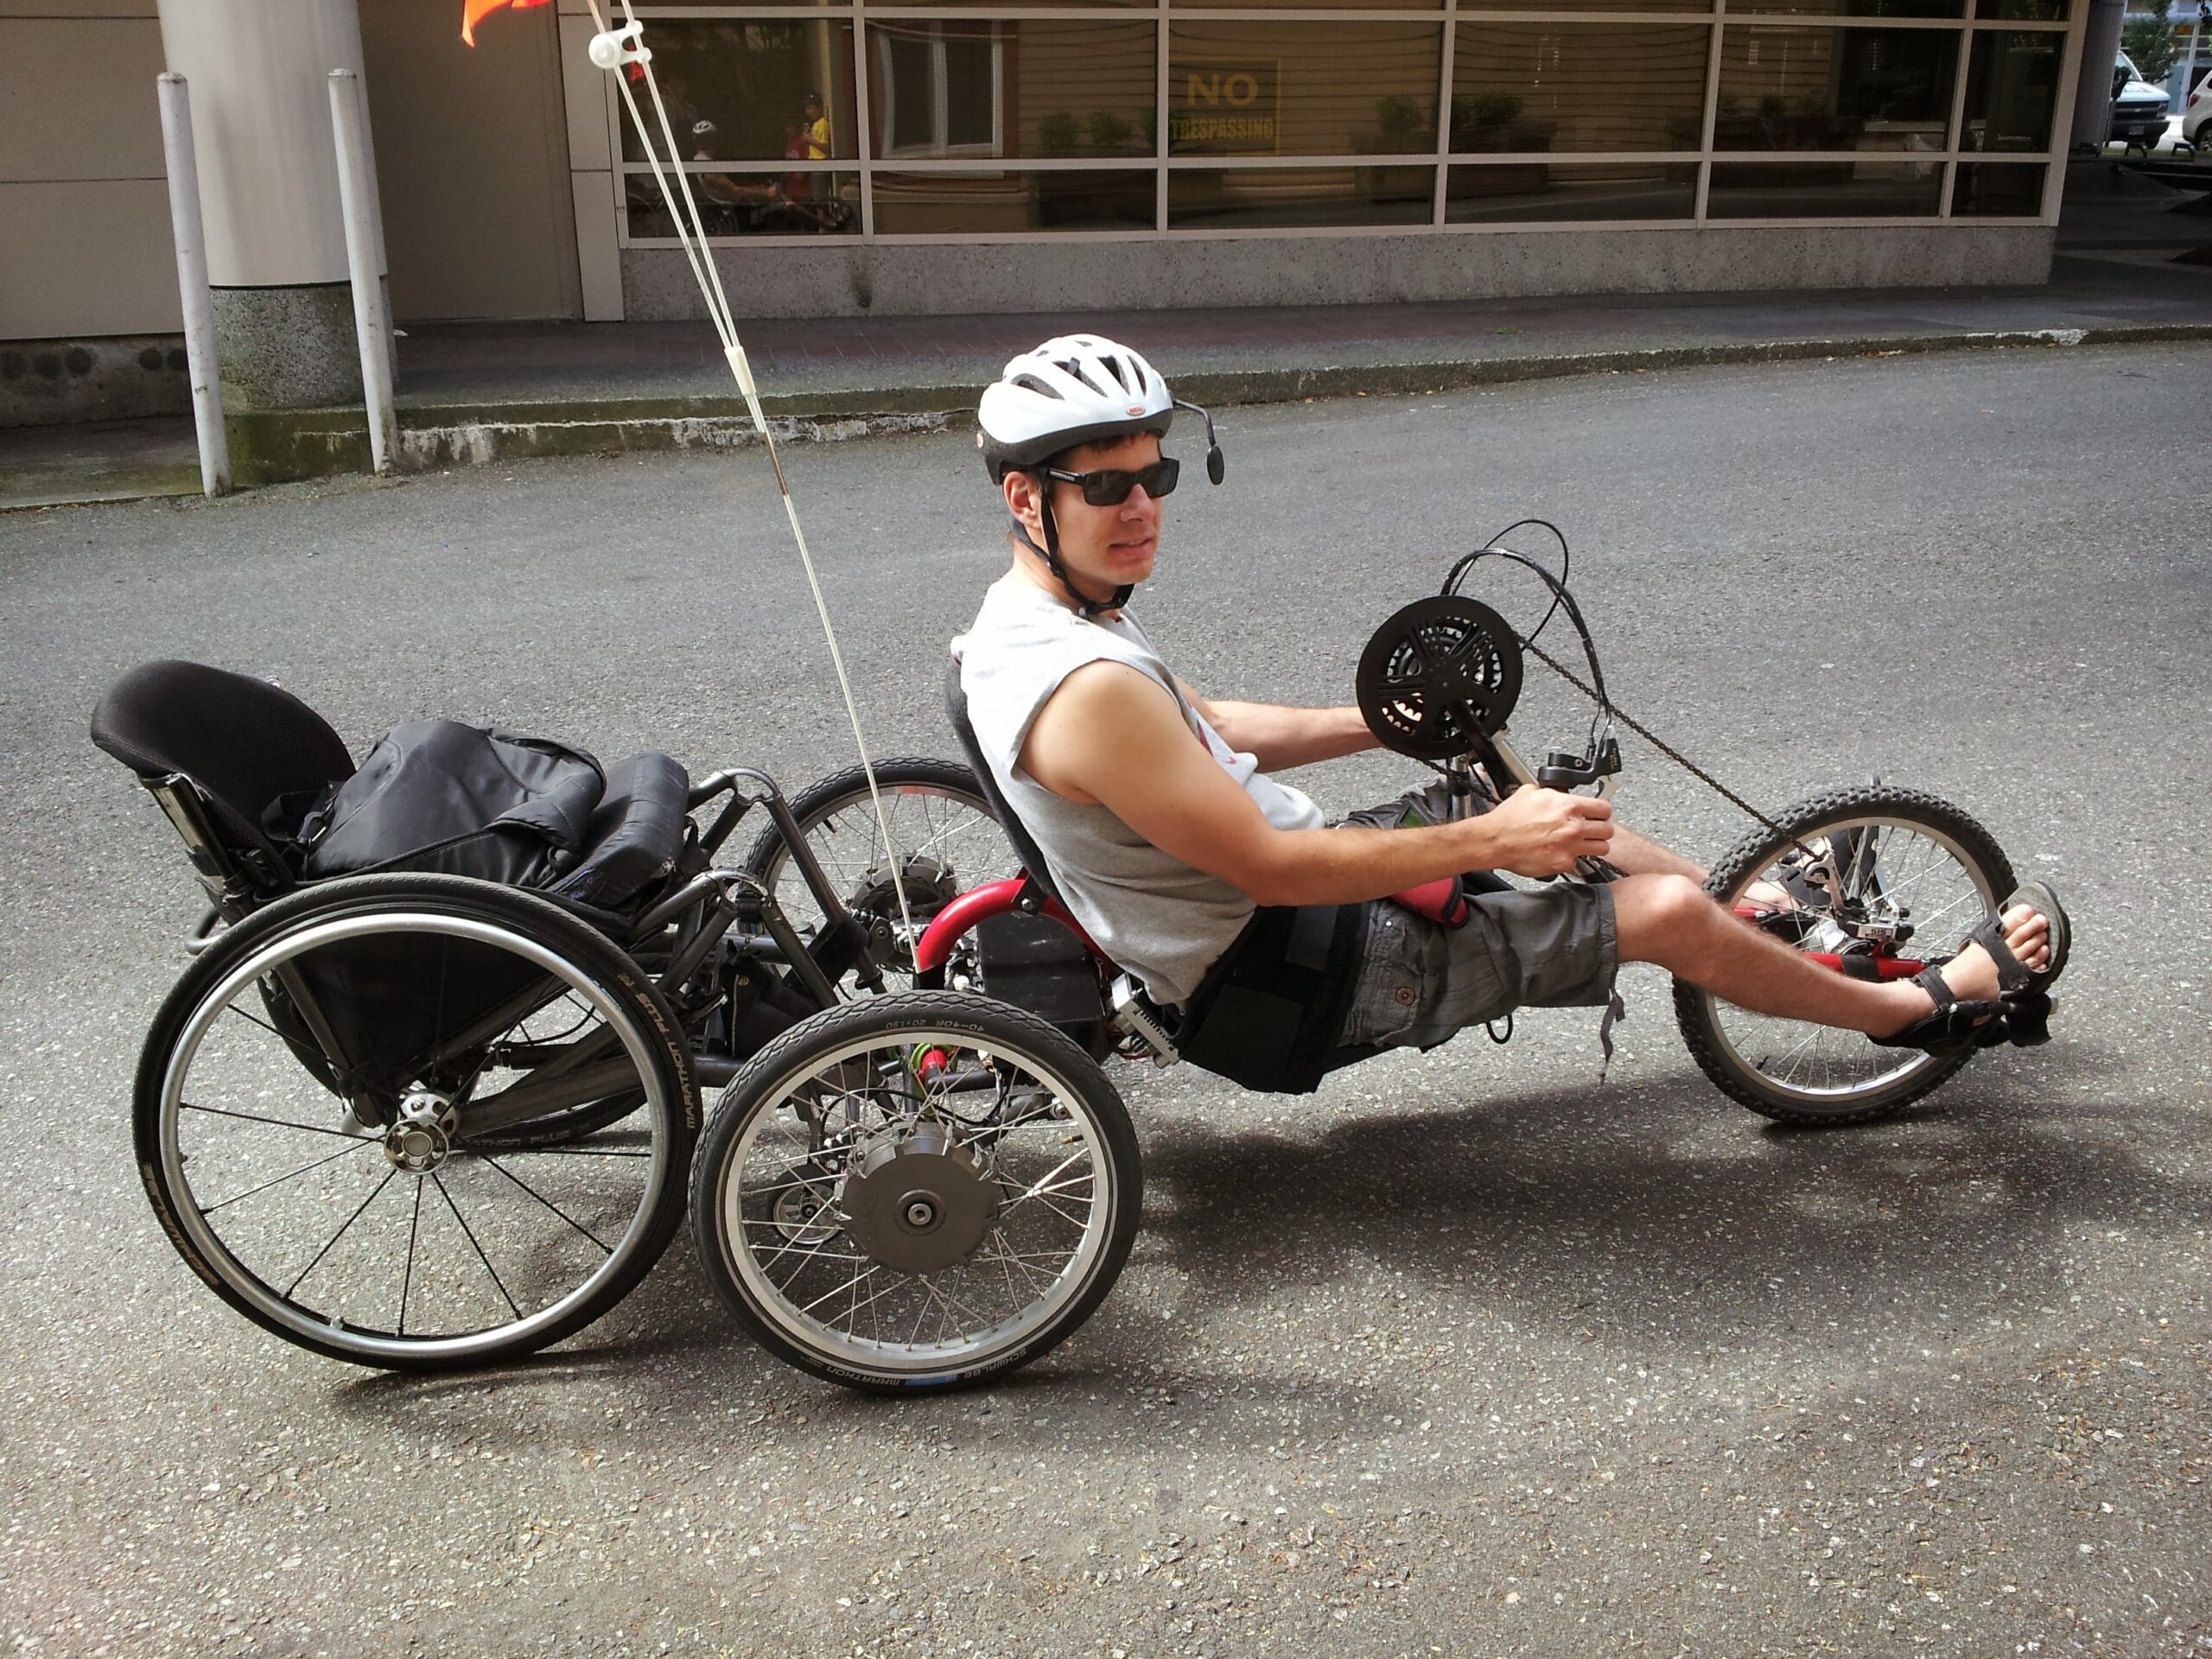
[96,337,2063,1399]
[98,532,2062,1395]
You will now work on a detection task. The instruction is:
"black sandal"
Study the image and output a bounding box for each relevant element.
[1870,964,2006,1055]
[1961,880,2070,1046]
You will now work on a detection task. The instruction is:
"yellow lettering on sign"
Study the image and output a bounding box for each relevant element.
[1224,73,1258,105]
[1188,72,1223,105]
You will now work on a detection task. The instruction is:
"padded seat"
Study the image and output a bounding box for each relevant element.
[550,752,693,912]
[93,659,691,920]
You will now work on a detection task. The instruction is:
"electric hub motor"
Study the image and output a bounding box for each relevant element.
[1355,594,1524,760]
[837,1122,999,1275]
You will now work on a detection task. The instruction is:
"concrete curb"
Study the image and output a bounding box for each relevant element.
[209,319,2212,488]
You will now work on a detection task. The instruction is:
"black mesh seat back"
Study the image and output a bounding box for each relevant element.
[945,656,1065,906]
[91,660,353,860]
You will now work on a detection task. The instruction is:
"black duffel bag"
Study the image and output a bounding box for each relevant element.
[288,718,606,888]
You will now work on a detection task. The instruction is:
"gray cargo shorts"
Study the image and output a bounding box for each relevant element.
[1334,781,1620,1051]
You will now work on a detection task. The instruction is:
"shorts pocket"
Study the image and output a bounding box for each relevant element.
[1339,906,1433,1047]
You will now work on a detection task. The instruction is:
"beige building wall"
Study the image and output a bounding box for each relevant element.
[1,0,584,346]
[0,0,180,340]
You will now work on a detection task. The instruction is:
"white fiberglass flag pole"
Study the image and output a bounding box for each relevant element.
[583,0,915,952]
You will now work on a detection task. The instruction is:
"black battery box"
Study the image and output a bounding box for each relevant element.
[975,912,1109,1058]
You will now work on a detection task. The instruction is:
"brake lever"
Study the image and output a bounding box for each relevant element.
[1534,736,1621,791]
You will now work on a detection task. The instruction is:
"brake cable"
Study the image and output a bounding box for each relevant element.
[1455,521,1824,864]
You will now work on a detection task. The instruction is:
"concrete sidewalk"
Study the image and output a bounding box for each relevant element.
[7,159,2209,506]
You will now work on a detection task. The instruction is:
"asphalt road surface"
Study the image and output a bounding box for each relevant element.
[3,341,2208,1659]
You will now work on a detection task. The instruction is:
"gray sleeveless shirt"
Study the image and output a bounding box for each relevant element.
[951,576,1324,1006]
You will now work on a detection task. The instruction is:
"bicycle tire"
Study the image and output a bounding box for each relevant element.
[1673,785,2017,1125]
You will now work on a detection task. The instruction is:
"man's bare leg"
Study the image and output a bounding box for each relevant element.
[1607,822,1707,882]
[1609,873,2052,1039]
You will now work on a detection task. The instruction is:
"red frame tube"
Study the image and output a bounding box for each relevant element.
[912,878,1106,976]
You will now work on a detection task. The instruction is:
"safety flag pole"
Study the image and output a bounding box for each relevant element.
[570,0,918,951]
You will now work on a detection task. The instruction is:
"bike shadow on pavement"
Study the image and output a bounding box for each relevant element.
[321,1034,2178,1427]
[1116,1034,2177,1347]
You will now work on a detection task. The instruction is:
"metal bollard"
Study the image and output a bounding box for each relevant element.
[327,69,397,476]
[156,73,230,499]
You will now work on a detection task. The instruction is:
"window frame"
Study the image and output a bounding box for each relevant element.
[611,0,2082,245]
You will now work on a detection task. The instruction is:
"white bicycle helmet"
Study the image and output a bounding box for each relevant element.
[978,334,1175,482]
[977,334,1225,614]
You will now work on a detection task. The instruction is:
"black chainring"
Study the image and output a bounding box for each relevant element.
[1356,594,1524,761]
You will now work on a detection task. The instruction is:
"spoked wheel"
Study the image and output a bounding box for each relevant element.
[739,758,1016,988]
[135,874,698,1370]
[1674,785,2017,1124]
[691,991,1140,1392]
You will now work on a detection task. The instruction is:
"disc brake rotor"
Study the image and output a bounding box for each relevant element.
[844,855,959,971]
[1356,594,1524,761]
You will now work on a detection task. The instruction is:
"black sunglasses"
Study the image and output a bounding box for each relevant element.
[1043,457,1180,506]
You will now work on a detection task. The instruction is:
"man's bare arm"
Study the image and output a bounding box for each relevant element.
[1173,677,1376,771]
[1024,663,1613,906]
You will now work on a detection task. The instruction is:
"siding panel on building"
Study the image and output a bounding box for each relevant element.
[0,9,176,340]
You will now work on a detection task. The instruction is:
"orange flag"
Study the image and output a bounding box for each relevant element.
[461,0,552,47]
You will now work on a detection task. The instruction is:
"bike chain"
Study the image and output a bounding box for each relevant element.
[1520,637,1824,866]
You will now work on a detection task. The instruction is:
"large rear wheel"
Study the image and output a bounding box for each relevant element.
[135,874,698,1370]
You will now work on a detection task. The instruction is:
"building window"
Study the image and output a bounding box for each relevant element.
[614,2,2076,241]
[874,22,1005,158]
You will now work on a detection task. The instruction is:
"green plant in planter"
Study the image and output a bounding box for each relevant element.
[1376,94,1428,140]
[1039,111,1081,156]
[1088,110,1135,152]
[1450,92,1524,143]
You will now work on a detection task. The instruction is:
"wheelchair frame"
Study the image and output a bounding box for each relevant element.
[145,759,901,1132]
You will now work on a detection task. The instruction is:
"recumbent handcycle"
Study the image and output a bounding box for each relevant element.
[96,553,2019,1392]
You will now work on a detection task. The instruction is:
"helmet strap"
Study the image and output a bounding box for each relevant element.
[1021,474,1132,619]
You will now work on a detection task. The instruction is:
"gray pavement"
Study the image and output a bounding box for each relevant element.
[3,340,2209,1657]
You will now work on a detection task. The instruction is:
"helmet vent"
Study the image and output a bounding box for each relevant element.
[1058,359,1110,398]
[1009,372,1063,400]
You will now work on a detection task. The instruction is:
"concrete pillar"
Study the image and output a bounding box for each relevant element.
[156,0,372,410]
[2070,0,2127,150]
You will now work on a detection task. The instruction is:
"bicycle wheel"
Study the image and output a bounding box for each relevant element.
[691,990,1140,1392]
[738,758,1016,988]
[1674,785,2017,1124]
[134,874,699,1370]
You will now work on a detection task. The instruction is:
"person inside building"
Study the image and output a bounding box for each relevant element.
[950,334,2069,1084]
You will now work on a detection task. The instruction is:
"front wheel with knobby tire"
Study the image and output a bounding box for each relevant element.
[135,874,699,1370]
[1673,785,2017,1125]
[691,990,1141,1392]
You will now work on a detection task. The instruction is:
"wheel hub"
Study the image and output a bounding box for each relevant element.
[845,856,959,972]
[384,1088,456,1173]
[837,1122,996,1274]
[771,1166,840,1246]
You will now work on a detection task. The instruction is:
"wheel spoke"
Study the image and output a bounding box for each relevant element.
[181,1100,366,1140]
[199,1137,384,1216]
[477,1154,616,1255]
[432,1169,522,1319]
[224,1000,293,1042]
[399,1177,423,1337]
[283,1166,399,1298]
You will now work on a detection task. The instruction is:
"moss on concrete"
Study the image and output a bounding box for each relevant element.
[224,406,372,488]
